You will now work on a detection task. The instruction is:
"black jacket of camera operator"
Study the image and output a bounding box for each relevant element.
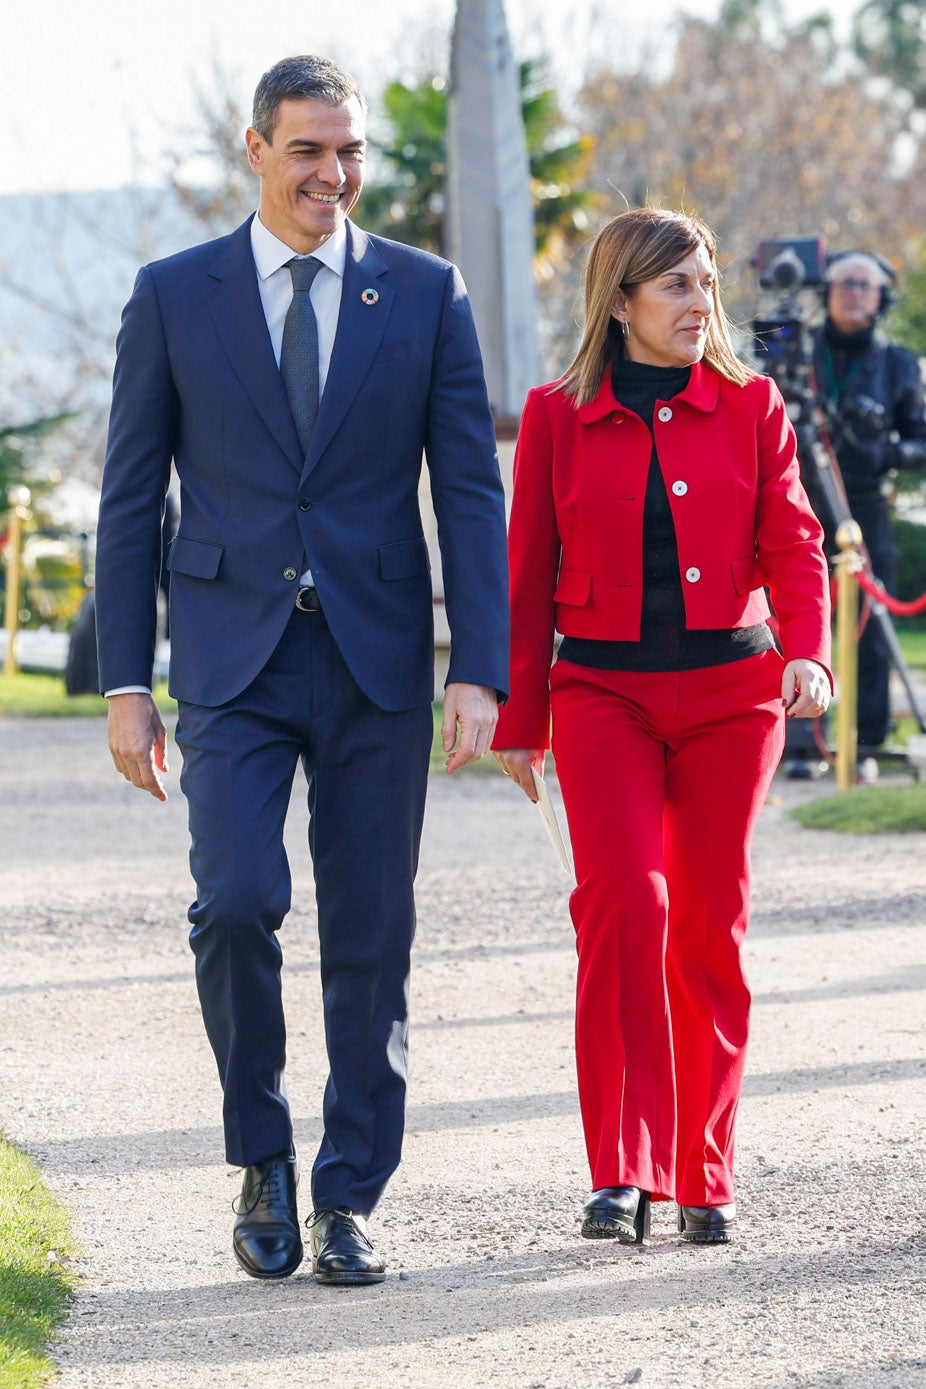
[812,324,926,501]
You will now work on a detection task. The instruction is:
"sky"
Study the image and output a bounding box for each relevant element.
[0,0,855,198]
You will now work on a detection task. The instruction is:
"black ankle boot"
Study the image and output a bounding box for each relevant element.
[581,1186,651,1245]
[677,1203,736,1244]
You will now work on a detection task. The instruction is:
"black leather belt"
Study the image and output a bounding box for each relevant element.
[295,586,323,612]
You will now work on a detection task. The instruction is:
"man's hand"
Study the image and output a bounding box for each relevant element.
[782,659,831,720]
[107,692,169,801]
[442,683,498,774]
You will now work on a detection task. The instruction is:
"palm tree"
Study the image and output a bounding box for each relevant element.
[362,58,597,267]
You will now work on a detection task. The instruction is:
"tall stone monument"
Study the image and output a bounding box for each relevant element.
[428,0,541,675]
[446,0,540,426]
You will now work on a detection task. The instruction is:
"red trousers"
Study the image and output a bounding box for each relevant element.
[549,650,785,1205]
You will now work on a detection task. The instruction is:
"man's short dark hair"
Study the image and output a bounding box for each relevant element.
[252,55,366,141]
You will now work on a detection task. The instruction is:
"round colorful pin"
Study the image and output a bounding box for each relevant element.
[360,287,379,305]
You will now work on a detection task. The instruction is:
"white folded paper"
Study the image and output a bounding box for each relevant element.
[531,766,575,881]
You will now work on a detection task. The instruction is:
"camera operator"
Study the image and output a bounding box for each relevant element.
[813,251,926,748]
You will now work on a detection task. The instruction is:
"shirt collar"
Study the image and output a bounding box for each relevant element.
[250,212,347,281]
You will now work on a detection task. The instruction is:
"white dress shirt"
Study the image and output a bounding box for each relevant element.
[105,214,346,697]
[249,211,346,388]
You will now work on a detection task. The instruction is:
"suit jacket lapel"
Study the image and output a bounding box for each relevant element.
[205,218,304,472]
[304,222,393,474]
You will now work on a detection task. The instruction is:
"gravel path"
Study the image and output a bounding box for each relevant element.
[1,717,924,1389]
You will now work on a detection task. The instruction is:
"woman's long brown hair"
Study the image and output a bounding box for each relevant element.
[560,208,753,405]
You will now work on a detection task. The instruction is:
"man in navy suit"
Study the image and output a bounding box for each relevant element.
[95,55,509,1286]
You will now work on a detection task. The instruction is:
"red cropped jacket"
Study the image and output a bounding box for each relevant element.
[494,361,832,750]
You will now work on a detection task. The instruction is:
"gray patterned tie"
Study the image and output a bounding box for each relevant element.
[281,256,323,457]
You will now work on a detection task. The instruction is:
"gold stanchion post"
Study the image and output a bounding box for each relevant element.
[834,519,863,792]
[3,486,31,677]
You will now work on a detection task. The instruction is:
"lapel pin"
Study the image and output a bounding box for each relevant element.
[360,288,379,306]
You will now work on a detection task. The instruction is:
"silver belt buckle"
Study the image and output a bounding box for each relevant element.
[295,586,319,612]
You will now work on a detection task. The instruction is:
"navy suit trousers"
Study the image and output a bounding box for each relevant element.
[175,606,433,1214]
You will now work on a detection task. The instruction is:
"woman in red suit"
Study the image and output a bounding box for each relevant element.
[493,209,831,1246]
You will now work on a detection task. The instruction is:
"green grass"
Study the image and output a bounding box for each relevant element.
[0,679,503,779]
[897,627,926,671]
[0,1135,77,1389]
[0,674,175,717]
[791,782,926,834]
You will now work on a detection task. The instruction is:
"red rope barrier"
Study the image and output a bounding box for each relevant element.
[855,570,926,617]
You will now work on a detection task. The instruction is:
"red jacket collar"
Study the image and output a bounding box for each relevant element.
[576,358,722,424]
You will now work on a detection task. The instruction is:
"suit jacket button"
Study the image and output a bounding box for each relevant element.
[657,406,673,422]
[611,414,624,424]
[685,566,701,583]
[672,480,688,496]
[299,498,312,511]
[283,567,298,581]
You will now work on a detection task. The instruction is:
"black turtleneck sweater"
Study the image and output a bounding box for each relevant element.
[557,358,773,673]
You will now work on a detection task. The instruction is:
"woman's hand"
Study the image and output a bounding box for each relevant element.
[493,748,545,801]
[782,659,831,719]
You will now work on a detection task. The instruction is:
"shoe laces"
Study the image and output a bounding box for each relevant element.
[305,1207,373,1249]
[232,1156,291,1216]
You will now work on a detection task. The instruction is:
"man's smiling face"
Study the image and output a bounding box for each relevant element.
[245,96,366,254]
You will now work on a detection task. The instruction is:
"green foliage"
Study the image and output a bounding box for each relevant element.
[1,415,85,631]
[0,1135,77,1389]
[363,76,449,255]
[892,516,926,629]
[364,58,596,262]
[854,0,926,109]
[791,782,926,833]
[0,674,175,718]
[0,418,67,516]
[896,627,926,667]
[883,238,926,355]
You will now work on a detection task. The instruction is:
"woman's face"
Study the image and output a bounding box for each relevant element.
[614,244,715,368]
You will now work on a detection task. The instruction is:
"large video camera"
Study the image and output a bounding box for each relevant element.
[751,235,826,405]
[752,237,900,451]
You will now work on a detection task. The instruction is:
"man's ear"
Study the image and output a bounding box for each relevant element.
[245,127,265,176]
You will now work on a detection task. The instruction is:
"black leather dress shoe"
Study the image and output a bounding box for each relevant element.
[677,1202,737,1243]
[232,1150,303,1279]
[308,1207,386,1286]
[581,1186,651,1244]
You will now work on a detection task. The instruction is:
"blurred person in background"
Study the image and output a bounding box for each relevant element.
[812,250,926,751]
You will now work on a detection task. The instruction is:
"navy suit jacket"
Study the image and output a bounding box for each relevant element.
[96,217,509,711]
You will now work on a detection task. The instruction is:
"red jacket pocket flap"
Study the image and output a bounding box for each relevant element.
[554,567,592,607]
[731,555,762,594]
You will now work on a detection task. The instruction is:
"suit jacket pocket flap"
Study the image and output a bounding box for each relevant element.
[167,536,224,580]
[375,337,423,363]
[731,555,762,594]
[554,567,592,607]
[379,535,431,581]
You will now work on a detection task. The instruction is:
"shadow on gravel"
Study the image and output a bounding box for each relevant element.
[0,939,573,1000]
[750,893,926,938]
[764,1360,926,1389]
[5,957,925,1011]
[59,1238,921,1365]
[752,962,926,1006]
[29,1053,926,1175]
